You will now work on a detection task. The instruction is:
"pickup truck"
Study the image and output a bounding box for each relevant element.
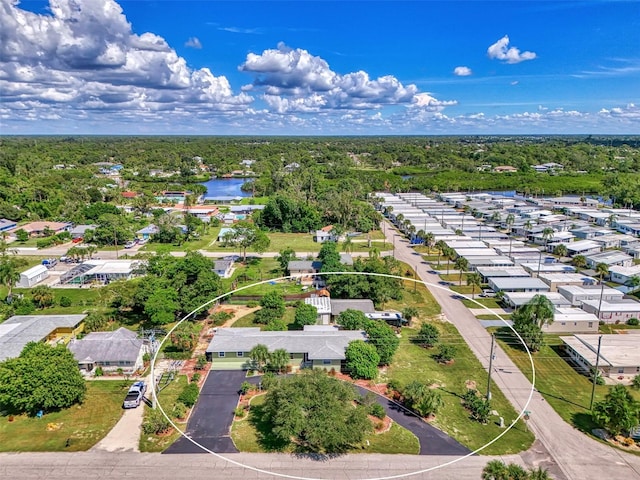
[122,381,146,409]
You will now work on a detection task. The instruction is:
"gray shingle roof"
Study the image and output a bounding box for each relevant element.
[330,299,375,316]
[206,327,366,360]
[68,327,143,364]
[0,315,87,361]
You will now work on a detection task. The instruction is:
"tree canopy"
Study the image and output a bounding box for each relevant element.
[0,342,86,415]
[592,385,640,436]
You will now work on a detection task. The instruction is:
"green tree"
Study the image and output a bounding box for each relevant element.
[592,385,640,436]
[144,288,179,325]
[344,340,380,380]
[293,303,318,329]
[84,312,109,332]
[170,321,200,352]
[30,285,55,309]
[553,244,568,258]
[337,309,369,330]
[402,306,419,325]
[402,381,444,417]
[250,344,270,372]
[0,342,86,415]
[276,247,296,274]
[364,320,400,365]
[572,254,587,269]
[414,323,440,348]
[595,262,610,319]
[0,253,25,301]
[230,221,271,261]
[435,344,456,363]
[455,256,470,285]
[481,459,508,480]
[15,229,28,242]
[466,272,482,299]
[262,369,372,452]
[268,348,290,374]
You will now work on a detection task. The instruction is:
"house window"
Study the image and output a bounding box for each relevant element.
[588,322,593,328]
[289,353,294,359]
[237,352,243,357]
[322,360,331,365]
[219,352,225,358]
[618,368,624,374]
[561,322,566,326]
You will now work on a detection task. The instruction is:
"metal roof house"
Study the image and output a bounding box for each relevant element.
[585,250,634,269]
[16,264,49,288]
[560,333,640,379]
[503,292,572,309]
[304,296,332,325]
[68,327,146,374]
[206,326,366,371]
[580,298,640,324]
[0,314,86,362]
[488,277,550,293]
[557,284,625,306]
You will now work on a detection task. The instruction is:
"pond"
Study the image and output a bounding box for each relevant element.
[200,177,253,198]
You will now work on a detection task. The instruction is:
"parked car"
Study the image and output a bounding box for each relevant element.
[124,240,137,249]
[122,381,146,409]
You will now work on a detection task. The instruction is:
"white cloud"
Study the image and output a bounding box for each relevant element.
[453,66,472,76]
[185,37,202,49]
[510,81,519,86]
[487,36,537,64]
[239,42,424,112]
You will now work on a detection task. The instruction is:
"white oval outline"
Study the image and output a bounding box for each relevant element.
[151,271,535,480]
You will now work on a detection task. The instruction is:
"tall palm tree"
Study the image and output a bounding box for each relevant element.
[424,232,435,252]
[573,254,587,269]
[454,256,469,285]
[553,244,568,259]
[445,247,456,275]
[607,213,618,229]
[596,262,610,320]
[466,272,482,299]
[341,236,353,254]
[522,294,555,329]
[628,275,640,293]
[249,344,270,372]
[542,227,554,252]
[505,213,516,257]
[435,240,447,268]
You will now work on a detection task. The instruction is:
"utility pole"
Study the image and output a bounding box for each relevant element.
[589,335,603,410]
[114,225,119,259]
[487,333,495,400]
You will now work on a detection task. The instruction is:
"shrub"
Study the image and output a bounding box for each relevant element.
[369,403,386,419]
[462,388,491,423]
[177,383,200,407]
[260,372,277,390]
[195,355,207,370]
[94,366,104,377]
[142,409,171,435]
[172,402,187,420]
[234,407,245,418]
[246,301,259,308]
[191,373,201,383]
[59,296,72,307]
[435,344,456,363]
[386,379,402,393]
[623,437,635,447]
[627,318,639,326]
[142,353,151,363]
[239,381,253,395]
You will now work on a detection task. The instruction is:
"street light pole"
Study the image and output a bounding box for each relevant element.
[487,333,495,400]
[589,335,603,410]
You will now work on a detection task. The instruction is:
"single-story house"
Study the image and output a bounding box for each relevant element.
[60,260,141,285]
[585,250,634,269]
[521,262,576,277]
[466,256,515,269]
[622,242,640,259]
[68,327,146,374]
[0,218,17,232]
[542,308,599,334]
[69,224,97,239]
[475,266,529,282]
[11,221,71,237]
[217,227,236,242]
[203,195,243,204]
[0,314,86,362]
[537,273,596,292]
[580,298,640,324]
[313,225,337,243]
[557,285,625,306]
[560,333,640,379]
[488,277,550,293]
[566,240,602,257]
[609,264,640,285]
[206,325,366,371]
[16,264,49,288]
[330,299,376,320]
[136,224,159,240]
[503,292,572,309]
[288,260,322,286]
[304,296,332,324]
[213,259,234,279]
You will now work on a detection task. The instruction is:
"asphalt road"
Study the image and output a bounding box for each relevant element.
[381,220,640,480]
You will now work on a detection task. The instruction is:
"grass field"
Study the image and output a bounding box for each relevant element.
[494,330,640,436]
[386,278,442,319]
[384,324,535,455]
[0,380,126,452]
[139,375,189,452]
[230,394,420,454]
[231,307,297,329]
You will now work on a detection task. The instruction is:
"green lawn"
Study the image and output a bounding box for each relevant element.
[0,380,126,452]
[231,394,419,454]
[385,324,535,455]
[461,298,502,309]
[12,287,104,315]
[231,307,297,329]
[476,314,513,321]
[494,330,640,436]
[386,278,442,319]
[139,375,189,452]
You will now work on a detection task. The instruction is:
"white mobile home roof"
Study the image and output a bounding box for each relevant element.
[566,240,601,252]
[538,273,596,285]
[521,263,576,274]
[476,266,529,278]
[505,292,572,307]
[553,307,599,323]
[454,248,499,257]
[20,264,48,280]
[467,256,515,267]
[581,298,640,313]
[490,277,550,291]
[560,334,640,368]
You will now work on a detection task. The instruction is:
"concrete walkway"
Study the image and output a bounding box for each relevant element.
[91,403,145,453]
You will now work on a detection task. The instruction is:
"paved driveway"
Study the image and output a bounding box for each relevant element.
[164,370,249,454]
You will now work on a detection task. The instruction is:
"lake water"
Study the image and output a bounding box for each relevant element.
[200,177,253,198]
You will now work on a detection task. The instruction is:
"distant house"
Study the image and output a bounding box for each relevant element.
[60,260,141,285]
[584,250,633,269]
[537,273,596,292]
[213,259,234,279]
[493,166,518,173]
[121,191,138,199]
[609,264,640,285]
[488,277,550,293]
[11,221,71,237]
[68,327,146,374]
[580,298,640,324]
[560,334,640,379]
[217,227,236,243]
[206,325,366,371]
[136,224,159,240]
[288,260,323,286]
[0,218,17,232]
[0,314,86,362]
[558,285,624,306]
[313,225,337,243]
[565,240,602,257]
[542,307,599,334]
[330,299,376,319]
[304,296,332,324]
[69,224,97,239]
[17,264,49,288]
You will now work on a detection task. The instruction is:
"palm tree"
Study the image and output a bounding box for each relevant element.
[249,344,270,372]
[268,348,290,374]
[573,254,587,269]
[490,211,502,225]
[522,294,555,329]
[628,275,640,293]
[424,232,435,252]
[445,247,456,275]
[541,227,554,252]
[596,262,610,320]
[454,256,469,285]
[553,244,568,259]
[435,240,447,268]
[466,272,482,299]
[416,229,425,244]
[481,460,508,480]
[528,466,551,480]
[395,213,404,227]
[0,257,21,301]
[505,213,516,257]
[341,236,353,254]
[607,213,618,228]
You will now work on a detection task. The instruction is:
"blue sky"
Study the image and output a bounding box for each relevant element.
[1,0,638,135]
